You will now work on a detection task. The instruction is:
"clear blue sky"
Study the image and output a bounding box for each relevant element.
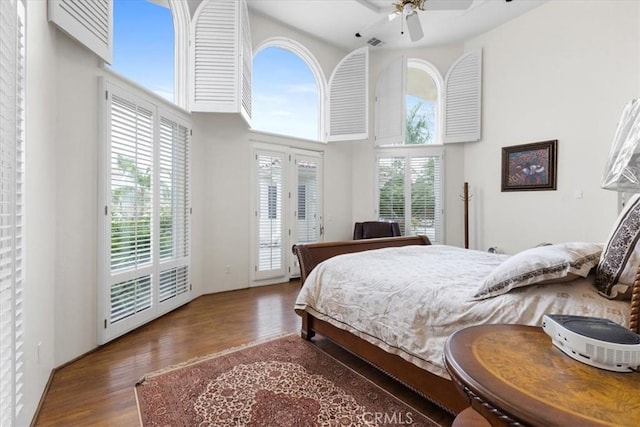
[112,0,174,102]
[252,47,319,141]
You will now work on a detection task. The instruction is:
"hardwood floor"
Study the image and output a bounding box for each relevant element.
[34,281,454,426]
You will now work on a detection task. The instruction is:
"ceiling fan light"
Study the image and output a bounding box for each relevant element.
[406,11,424,42]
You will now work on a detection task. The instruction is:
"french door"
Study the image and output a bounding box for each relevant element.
[252,146,323,284]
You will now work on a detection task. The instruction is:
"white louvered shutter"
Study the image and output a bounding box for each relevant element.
[101,81,192,343]
[376,154,442,244]
[158,113,191,306]
[443,49,482,143]
[294,154,322,245]
[191,0,252,118]
[375,56,406,146]
[239,0,252,124]
[409,156,442,244]
[0,1,25,424]
[106,87,155,338]
[327,47,369,141]
[254,151,286,280]
[377,156,406,233]
[48,0,112,63]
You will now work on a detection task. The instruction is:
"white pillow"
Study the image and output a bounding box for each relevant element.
[472,242,603,300]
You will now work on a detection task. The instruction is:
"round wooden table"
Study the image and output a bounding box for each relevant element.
[444,324,640,426]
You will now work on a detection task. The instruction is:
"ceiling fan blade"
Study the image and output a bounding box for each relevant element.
[405,11,424,42]
[422,0,473,11]
[355,11,400,38]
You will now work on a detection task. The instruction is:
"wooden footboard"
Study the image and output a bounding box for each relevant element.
[300,311,468,415]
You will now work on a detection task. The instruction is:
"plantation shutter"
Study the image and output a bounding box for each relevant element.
[157,113,191,305]
[106,88,155,338]
[376,154,442,244]
[0,1,25,424]
[101,80,192,343]
[443,49,482,143]
[254,151,286,280]
[409,156,442,244]
[48,0,113,63]
[377,156,407,233]
[327,47,369,141]
[375,56,406,146]
[191,0,252,120]
[239,0,252,123]
[294,154,322,245]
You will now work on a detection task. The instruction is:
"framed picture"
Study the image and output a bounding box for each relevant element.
[501,140,557,191]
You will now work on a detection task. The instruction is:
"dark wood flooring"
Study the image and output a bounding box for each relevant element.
[33,280,454,426]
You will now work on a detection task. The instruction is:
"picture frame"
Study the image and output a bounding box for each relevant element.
[501,140,557,191]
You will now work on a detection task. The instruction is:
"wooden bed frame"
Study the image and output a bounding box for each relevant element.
[293,236,640,415]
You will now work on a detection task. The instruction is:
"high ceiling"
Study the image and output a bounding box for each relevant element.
[245,0,548,51]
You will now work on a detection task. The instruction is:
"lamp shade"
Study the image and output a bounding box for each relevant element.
[602,99,640,192]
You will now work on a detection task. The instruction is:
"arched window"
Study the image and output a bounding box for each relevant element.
[111,0,189,106]
[252,39,326,141]
[375,57,443,146]
[406,59,442,145]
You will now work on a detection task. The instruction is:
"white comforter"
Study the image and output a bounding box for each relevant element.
[294,245,631,378]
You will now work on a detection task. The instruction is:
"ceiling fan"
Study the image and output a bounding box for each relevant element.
[355,0,474,44]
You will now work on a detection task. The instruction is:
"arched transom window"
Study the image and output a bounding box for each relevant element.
[252,39,326,141]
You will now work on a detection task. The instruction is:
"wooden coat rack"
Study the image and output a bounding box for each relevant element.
[461,182,471,249]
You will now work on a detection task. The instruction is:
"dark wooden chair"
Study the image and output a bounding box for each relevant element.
[353,221,401,240]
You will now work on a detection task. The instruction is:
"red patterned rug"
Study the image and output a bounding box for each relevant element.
[135,334,440,426]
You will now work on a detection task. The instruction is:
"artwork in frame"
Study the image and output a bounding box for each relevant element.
[501,140,557,191]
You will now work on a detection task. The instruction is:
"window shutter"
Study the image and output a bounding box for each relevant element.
[239,0,252,124]
[443,49,482,143]
[327,47,369,141]
[191,0,252,118]
[409,156,442,244]
[375,56,406,146]
[294,155,321,244]
[48,0,112,63]
[376,153,442,244]
[0,0,25,424]
[107,90,155,325]
[377,156,407,233]
[101,79,192,343]
[158,113,191,304]
[255,151,285,280]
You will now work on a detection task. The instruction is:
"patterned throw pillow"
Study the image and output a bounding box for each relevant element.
[472,242,602,300]
[595,193,640,299]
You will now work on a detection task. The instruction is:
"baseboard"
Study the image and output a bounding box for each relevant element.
[30,345,102,426]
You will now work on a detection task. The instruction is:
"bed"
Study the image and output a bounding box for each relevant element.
[293,236,640,415]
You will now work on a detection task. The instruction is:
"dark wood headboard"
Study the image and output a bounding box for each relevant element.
[293,235,431,285]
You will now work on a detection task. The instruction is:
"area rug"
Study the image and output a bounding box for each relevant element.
[135,334,439,426]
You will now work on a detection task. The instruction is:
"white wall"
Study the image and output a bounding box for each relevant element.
[22,2,58,424]
[187,10,355,294]
[350,45,468,246]
[464,0,639,254]
[54,30,102,367]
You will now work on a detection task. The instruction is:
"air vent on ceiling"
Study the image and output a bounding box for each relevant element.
[366,37,383,47]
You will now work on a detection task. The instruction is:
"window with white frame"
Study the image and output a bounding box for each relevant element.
[376,150,443,244]
[406,60,441,145]
[252,42,323,141]
[376,52,483,146]
[375,57,443,146]
[99,78,191,344]
[0,0,26,424]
